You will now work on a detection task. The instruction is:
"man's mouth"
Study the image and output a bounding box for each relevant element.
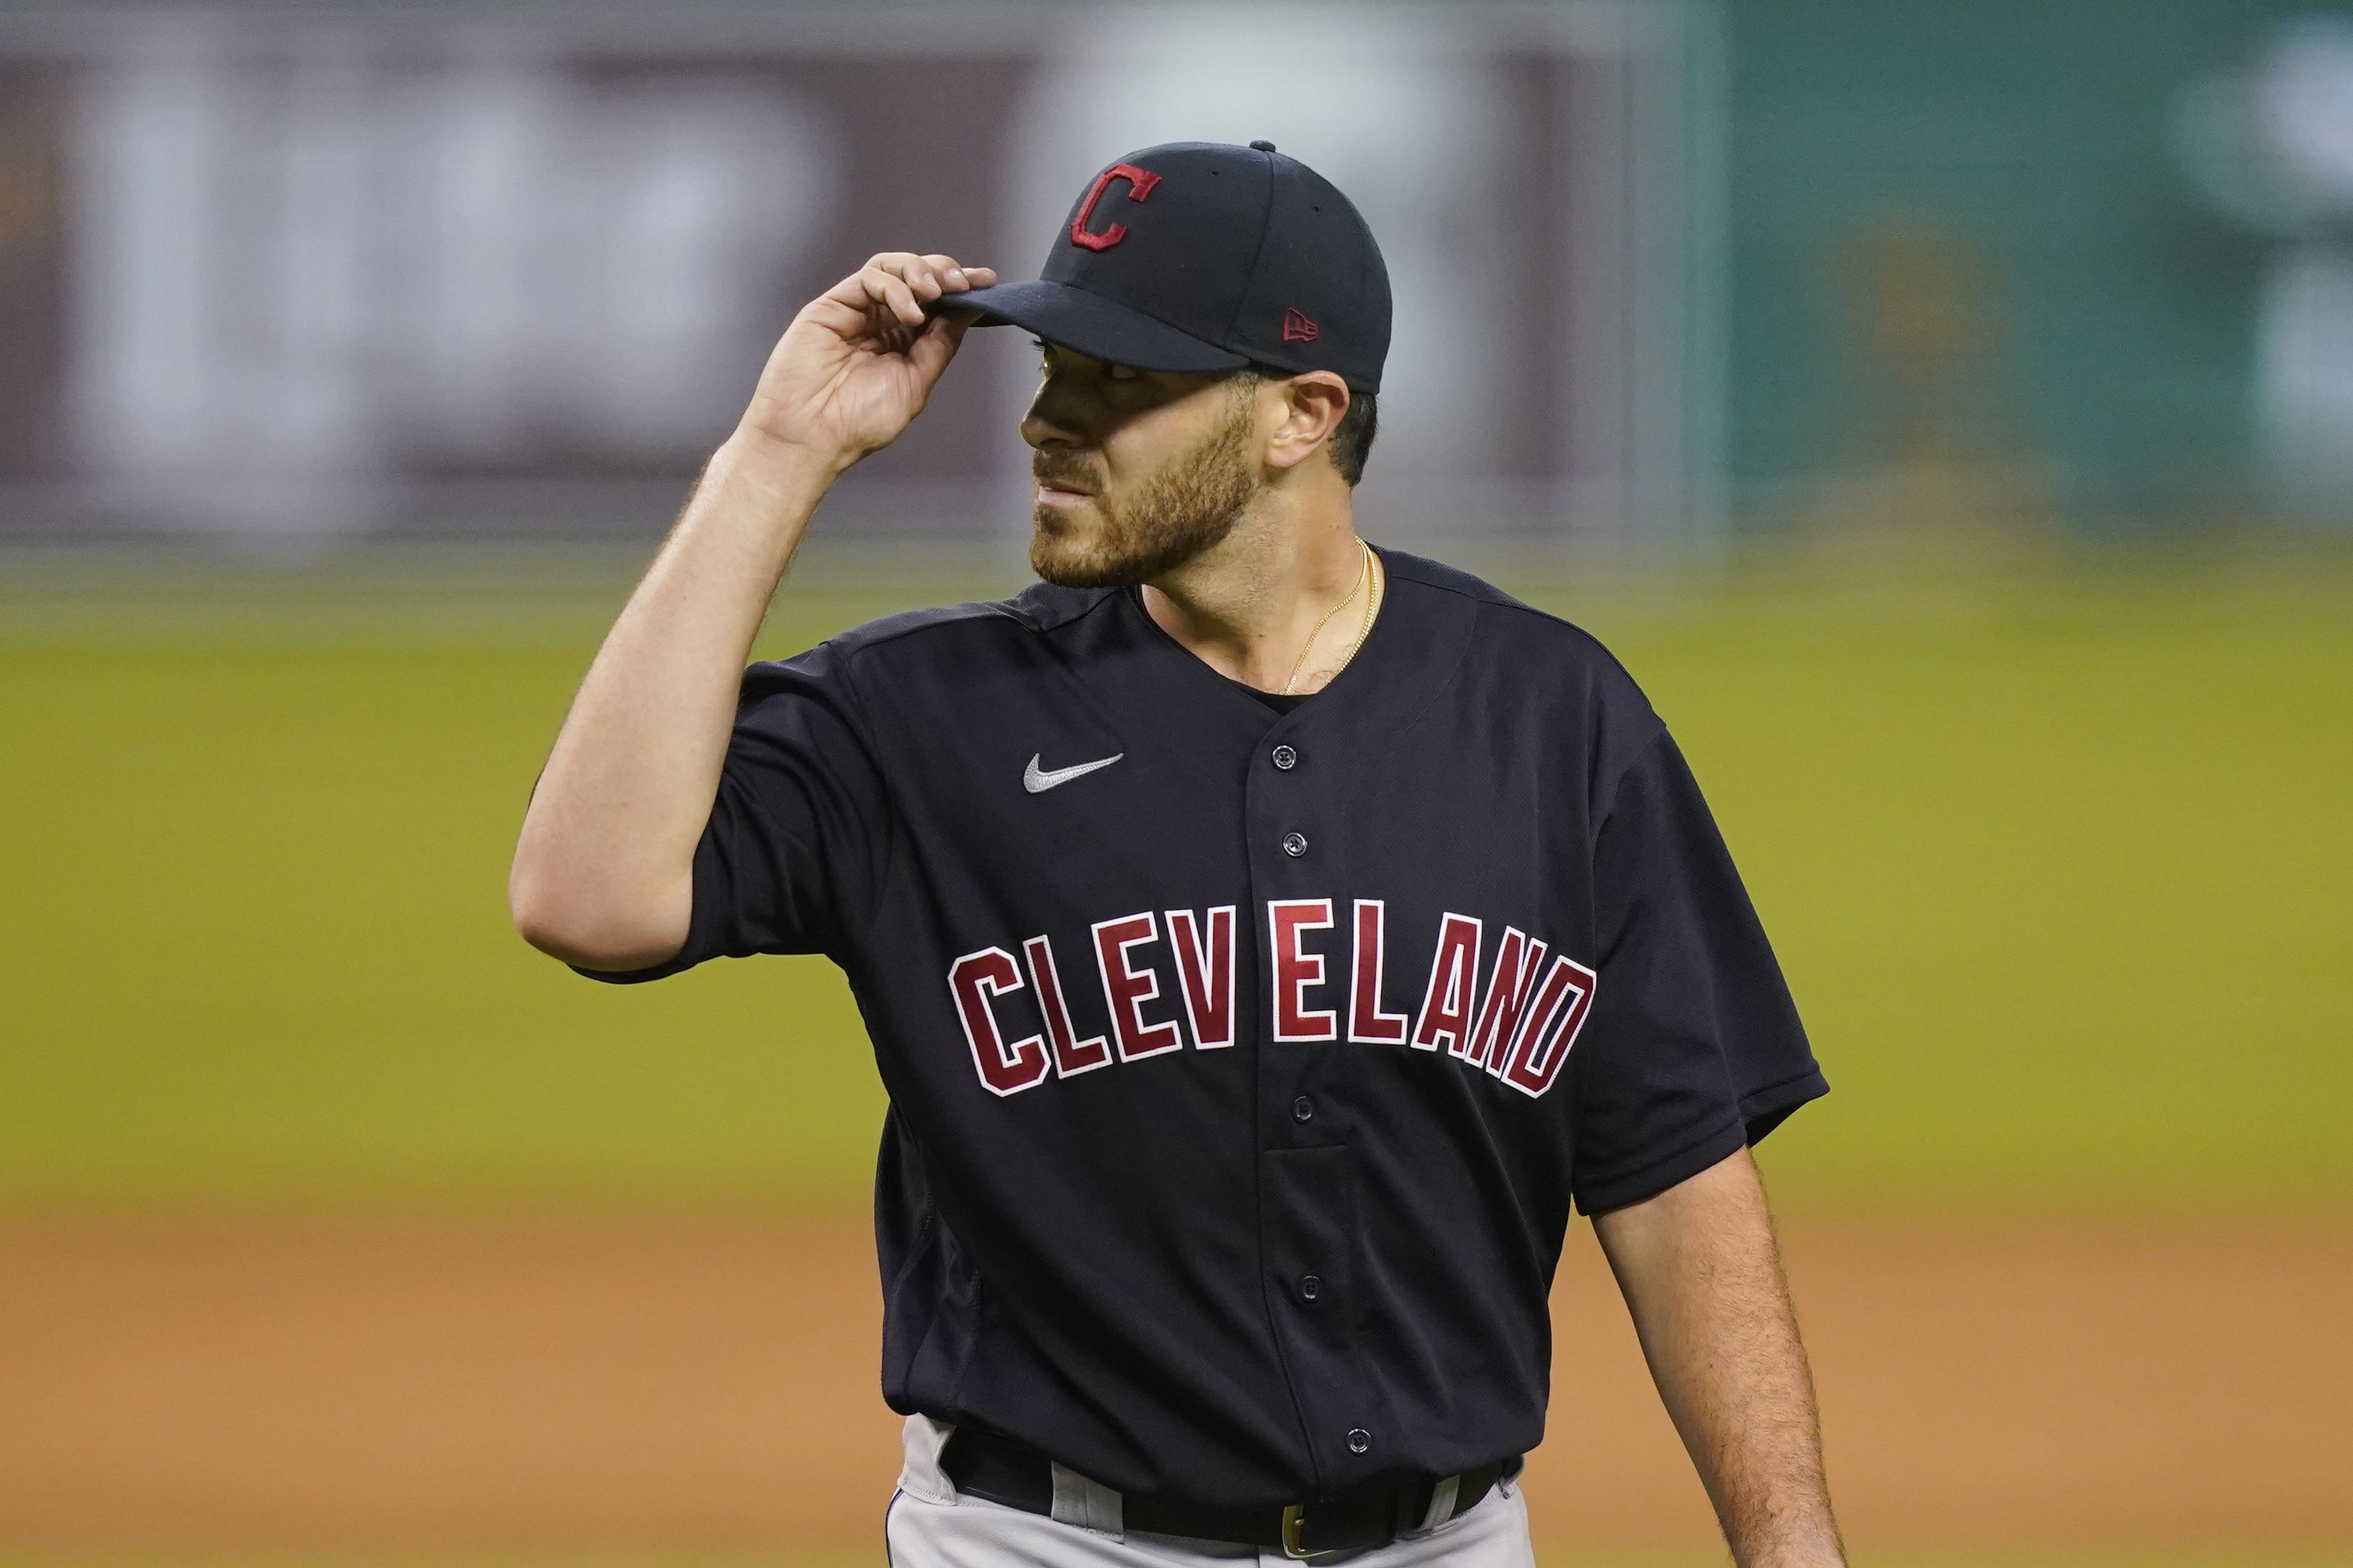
[1033,470,1100,507]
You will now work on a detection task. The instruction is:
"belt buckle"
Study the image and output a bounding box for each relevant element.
[1279,1502,1317,1559]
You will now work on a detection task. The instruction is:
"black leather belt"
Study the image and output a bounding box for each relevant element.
[940,1426,1518,1558]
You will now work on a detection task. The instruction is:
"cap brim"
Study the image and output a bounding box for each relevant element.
[950,279,1249,375]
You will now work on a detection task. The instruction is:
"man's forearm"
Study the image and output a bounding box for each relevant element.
[1593,1149,1844,1568]
[507,249,992,972]
[508,431,837,970]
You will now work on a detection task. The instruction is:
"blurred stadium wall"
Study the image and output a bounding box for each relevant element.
[10,0,2353,548]
[0,0,1720,548]
[1728,0,2353,538]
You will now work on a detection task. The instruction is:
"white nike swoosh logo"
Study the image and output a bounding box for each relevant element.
[1023,751,1124,794]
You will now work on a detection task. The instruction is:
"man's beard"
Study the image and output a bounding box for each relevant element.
[1029,398,1259,588]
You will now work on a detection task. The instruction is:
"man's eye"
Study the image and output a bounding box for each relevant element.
[1105,364,1140,382]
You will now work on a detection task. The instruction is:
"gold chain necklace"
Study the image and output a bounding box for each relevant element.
[1280,540,1380,696]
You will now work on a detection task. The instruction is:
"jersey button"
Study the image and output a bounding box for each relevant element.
[1291,1095,1315,1123]
[1298,1273,1322,1303]
[1346,1427,1372,1454]
[1282,831,1308,857]
[1271,744,1298,771]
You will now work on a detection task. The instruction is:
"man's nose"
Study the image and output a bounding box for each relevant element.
[1021,373,1101,450]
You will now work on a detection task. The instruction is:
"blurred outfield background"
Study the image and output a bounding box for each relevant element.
[5,546,2348,1214]
[4,0,2353,1565]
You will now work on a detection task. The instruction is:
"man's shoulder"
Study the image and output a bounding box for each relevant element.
[746,581,1116,689]
[843,579,1117,648]
[1383,546,1665,794]
[1382,547,1637,680]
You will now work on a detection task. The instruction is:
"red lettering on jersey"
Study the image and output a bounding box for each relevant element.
[1092,912,1184,1062]
[1069,162,1162,251]
[1023,933,1111,1076]
[1411,913,1484,1055]
[1166,905,1237,1050]
[1347,899,1410,1045]
[948,947,1050,1097]
[1465,926,1548,1071]
[1268,898,1338,1042]
[1497,954,1599,1098]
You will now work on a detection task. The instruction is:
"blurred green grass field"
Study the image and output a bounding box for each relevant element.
[3,546,2348,1214]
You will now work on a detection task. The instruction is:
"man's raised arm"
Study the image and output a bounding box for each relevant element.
[1593,1147,1847,1568]
[508,251,994,972]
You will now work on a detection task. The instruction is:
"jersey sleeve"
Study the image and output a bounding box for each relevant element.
[571,646,893,983]
[1565,726,1827,1214]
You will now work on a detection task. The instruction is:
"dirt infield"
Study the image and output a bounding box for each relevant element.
[2,1208,2346,1558]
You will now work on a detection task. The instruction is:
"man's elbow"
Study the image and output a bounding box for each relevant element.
[508,864,689,973]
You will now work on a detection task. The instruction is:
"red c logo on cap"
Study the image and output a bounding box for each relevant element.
[1069,163,1163,252]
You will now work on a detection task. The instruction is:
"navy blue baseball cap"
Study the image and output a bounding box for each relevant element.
[956,140,1392,394]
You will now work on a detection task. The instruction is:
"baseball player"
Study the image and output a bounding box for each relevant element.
[512,141,1841,1565]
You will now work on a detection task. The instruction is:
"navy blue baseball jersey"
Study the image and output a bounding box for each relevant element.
[581,547,1826,1508]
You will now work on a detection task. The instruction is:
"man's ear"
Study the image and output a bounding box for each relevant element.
[1263,372,1350,474]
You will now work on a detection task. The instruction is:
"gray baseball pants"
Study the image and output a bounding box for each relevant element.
[885,1415,1539,1567]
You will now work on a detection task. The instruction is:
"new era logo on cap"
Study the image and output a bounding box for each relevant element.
[952,140,1391,394]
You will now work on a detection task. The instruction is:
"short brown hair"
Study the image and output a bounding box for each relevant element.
[1325,389,1377,486]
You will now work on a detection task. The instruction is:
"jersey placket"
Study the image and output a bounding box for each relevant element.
[1244,702,1396,1496]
